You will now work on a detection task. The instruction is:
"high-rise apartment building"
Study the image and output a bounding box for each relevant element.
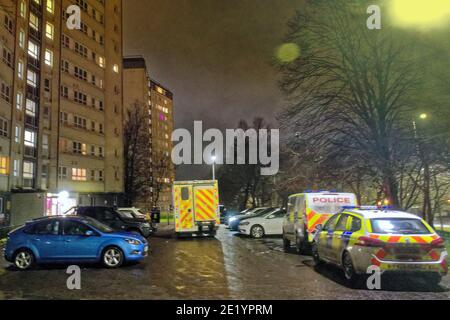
[149,78,174,212]
[123,56,174,212]
[0,0,124,225]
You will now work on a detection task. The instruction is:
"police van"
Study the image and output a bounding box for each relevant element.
[282,191,358,254]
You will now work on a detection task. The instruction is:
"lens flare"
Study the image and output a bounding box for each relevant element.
[276,43,300,63]
[390,0,450,28]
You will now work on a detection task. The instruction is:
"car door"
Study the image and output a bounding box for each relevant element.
[318,213,341,261]
[62,220,103,260]
[330,214,350,263]
[264,210,286,235]
[28,219,65,260]
[284,197,296,240]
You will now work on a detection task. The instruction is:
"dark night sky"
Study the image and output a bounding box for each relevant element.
[123,0,304,179]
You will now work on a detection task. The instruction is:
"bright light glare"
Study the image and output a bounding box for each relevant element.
[419,113,428,120]
[390,0,450,29]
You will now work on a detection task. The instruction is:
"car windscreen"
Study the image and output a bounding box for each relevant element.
[117,210,135,219]
[83,217,114,233]
[370,218,431,235]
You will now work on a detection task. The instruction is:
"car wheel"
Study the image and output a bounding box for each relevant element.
[102,247,124,268]
[311,241,322,267]
[342,251,361,288]
[295,234,309,255]
[250,225,265,239]
[13,249,35,271]
[282,235,291,252]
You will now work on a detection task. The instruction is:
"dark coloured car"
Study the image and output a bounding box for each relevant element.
[69,206,153,238]
[4,216,148,270]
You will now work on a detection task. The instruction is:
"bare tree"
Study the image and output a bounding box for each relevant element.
[150,151,172,209]
[123,102,152,208]
[278,0,421,208]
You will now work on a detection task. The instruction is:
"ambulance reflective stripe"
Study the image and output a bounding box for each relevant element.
[174,187,181,231]
[194,188,216,221]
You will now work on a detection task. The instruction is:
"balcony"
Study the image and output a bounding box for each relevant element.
[24,146,37,158]
[27,57,40,70]
[26,86,39,101]
[28,27,42,42]
[25,115,38,128]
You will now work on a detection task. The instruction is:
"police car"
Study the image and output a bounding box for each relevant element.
[239,208,286,238]
[311,206,448,286]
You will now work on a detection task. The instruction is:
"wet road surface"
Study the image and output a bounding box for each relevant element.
[0,226,449,300]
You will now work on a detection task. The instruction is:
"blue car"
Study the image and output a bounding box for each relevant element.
[4,216,149,270]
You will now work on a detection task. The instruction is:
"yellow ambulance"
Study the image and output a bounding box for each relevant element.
[173,180,220,237]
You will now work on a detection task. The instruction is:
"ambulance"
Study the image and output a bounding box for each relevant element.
[282,191,358,254]
[173,180,220,237]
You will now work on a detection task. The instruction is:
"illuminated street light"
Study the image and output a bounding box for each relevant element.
[58,191,69,200]
[211,156,217,181]
[419,113,428,120]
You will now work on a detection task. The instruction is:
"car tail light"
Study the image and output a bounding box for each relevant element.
[355,236,384,247]
[431,237,445,249]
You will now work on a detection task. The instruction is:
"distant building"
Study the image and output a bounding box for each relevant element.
[0,0,125,225]
[123,56,175,212]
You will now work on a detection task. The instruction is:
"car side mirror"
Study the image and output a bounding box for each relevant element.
[85,230,95,237]
[315,224,323,232]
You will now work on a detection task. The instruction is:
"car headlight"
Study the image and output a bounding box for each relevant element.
[240,221,250,226]
[125,239,141,245]
[229,217,237,222]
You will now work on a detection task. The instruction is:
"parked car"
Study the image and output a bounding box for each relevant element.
[118,207,150,221]
[223,208,249,226]
[4,216,148,270]
[228,207,274,231]
[68,206,153,238]
[312,207,448,286]
[283,191,357,254]
[239,208,286,238]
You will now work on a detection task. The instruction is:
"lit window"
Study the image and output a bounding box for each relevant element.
[26,99,37,117]
[98,56,105,68]
[46,0,54,14]
[0,157,8,175]
[44,49,53,67]
[23,161,35,180]
[13,160,20,177]
[45,22,54,40]
[19,30,25,48]
[29,13,39,31]
[20,1,26,17]
[72,168,87,181]
[24,130,37,147]
[17,61,24,79]
[27,70,38,87]
[15,126,21,143]
[16,92,23,110]
[28,41,40,59]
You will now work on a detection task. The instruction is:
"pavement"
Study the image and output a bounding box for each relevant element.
[0,226,449,300]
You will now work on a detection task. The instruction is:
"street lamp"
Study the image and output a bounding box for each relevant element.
[419,113,428,120]
[211,155,217,181]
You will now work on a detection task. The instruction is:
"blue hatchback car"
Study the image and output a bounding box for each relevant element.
[4,216,149,270]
